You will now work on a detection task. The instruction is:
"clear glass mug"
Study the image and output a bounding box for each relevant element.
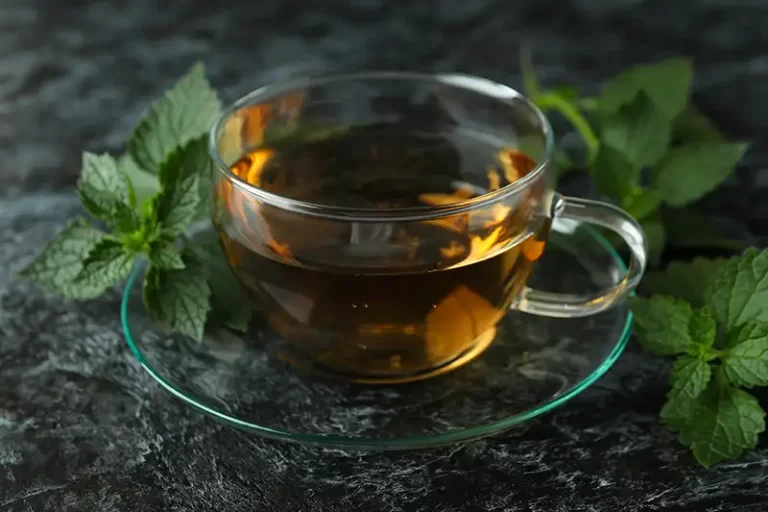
[209,72,647,384]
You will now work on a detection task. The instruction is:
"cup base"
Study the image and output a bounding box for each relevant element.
[277,328,498,385]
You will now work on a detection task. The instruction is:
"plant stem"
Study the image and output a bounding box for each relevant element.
[535,92,600,163]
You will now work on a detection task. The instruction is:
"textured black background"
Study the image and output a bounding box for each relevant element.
[2,0,768,510]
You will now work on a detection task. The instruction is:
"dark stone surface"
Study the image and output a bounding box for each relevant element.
[2,0,768,510]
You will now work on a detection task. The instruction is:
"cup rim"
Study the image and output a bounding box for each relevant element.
[209,71,554,222]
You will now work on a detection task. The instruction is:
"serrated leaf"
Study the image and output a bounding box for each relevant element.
[601,91,671,167]
[642,257,729,307]
[19,219,108,299]
[129,62,221,174]
[678,378,765,467]
[629,296,693,356]
[672,105,723,143]
[722,323,768,388]
[143,257,212,342]
[641,217,666,267]
[80,152,132,204]
[599,58,693,119]
[661,355,712,431]
[78,152,140,233]
[592,144,637,201]
[118,153,160,211]
[72,239,134,293]
[688,306,717,351]
[153,174,201,238]
[157,136,213,219]
[185,234,254,332]
[708,248,768,329]
[149,241,185,270]
[652,142,748,207]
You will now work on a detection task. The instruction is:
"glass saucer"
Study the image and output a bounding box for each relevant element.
[121,220,631,449]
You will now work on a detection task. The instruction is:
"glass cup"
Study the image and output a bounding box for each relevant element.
[209,72,647,384]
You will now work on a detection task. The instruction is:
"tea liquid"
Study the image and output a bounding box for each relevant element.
[217,126,549,381]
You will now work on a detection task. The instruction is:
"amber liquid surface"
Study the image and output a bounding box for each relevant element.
[216,126,549,381]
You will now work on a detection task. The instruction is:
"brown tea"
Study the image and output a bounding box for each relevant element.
[215,126,549,381]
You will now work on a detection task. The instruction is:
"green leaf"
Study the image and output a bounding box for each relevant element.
[152,174,201,238]
[592,144,637,201]
[641,217,666,267]
[19,219,108,299]
[672,105,724,143]
[652,142,749,207]
[185,234,254,333]
[661,355,712,431]
[118,153,160,212]
[128,62,221,174]
[157,136,213,219]
[601,91,671,167]
[149,241,185,270]
[678,377,765,467]
[630,296,693,356]
[622,188,662,221]
[688,306,717,350]
[77,152,140,233]
[722,322,768,388]
[143,258,212,342]
[709,248,768,329]
[72,239,135,293]
[642,257,729,307]
[599,58,693,119]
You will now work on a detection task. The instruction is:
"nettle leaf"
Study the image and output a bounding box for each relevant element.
[722,323,768,388]
[592,144,637,201]
[186,234,254,333]
[19,219,107,300]
[652,142,749,207]
[149,240,185,270]
[143,257,212,342]
[117,153,160,212]
[153,174,201,238]
[157,136,213,219]
[78,152,140,233]
[599,58,693,119]
[601,91,671,167]
[661,355,712,431]
[688,306,717,350]
[129,62,221,174]
[73,239,135,294]
[708,248,768,329]
[629,296,693,356]
[643,257,729,307]
[678,378,765,468]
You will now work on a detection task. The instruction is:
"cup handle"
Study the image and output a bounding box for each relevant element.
[514,195,648,318]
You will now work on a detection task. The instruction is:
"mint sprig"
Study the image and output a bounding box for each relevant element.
[521,53,748,263]
[19,63,250,342]
[631,248,768,467]
[129,62,222,175]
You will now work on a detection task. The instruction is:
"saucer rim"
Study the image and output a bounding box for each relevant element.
[121,224,633,449]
